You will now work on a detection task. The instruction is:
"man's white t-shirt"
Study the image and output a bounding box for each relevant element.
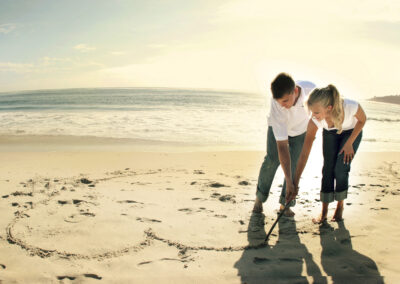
[267,80,316,141]
[311,98,359,131]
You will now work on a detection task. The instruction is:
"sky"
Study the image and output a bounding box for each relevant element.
[0,0,399,99]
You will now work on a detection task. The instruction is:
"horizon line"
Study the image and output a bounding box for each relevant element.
[0,86,259,96]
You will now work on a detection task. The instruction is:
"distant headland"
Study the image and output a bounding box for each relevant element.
[368,95,400,105]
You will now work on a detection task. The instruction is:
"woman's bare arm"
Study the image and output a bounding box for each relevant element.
[339,104,367,164]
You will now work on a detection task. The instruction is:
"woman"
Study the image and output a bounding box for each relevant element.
[291,84,367,223]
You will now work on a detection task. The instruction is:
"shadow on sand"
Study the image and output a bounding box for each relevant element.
[318,221,384,283]
[234,213,384,283]
[234,212,325,283]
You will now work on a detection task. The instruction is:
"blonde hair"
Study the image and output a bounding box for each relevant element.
[307,84,344,133]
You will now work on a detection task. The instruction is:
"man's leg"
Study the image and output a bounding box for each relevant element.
[279,132,306,215]
[254,127,280,213]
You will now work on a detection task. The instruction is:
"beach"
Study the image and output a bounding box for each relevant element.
[0,138,399,283]
[2,0,400,282]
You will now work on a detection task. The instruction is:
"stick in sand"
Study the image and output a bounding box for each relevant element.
[264,201,291,243]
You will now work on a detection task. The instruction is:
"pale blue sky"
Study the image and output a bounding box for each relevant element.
[1,0,399,99]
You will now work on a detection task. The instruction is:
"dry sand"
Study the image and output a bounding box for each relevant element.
[0,140,399,283]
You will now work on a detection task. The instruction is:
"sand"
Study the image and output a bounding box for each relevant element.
[0,140,399,283]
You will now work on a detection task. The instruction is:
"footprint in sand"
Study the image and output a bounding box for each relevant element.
[214,214,227,218]
[196,207,214,213]
[64,212,94,223]
[370,207,388,210]
[138,260,152,265]
[57,274,102,281]
[84,273,102,279]
[80,178,93,185]
[117,200,144,204]
[80,212,95,217]
[136,217,161,223]
[178,208,193,214]
[24,202,33,209]
[209,182,227,188]
[11,191,33,197]
[218,195,236,203]
[57,276,76,280]
[210,192,236,203]
[0,264,6,269]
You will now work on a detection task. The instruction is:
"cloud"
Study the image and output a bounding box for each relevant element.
[73,43,96,52]
[38,57,104,70]
[0,23,16,34]
[214,0,400,23]
[0,62,34,73]
[147,44,167,49]
[358,21,400,45]
[0,57,104,74]
[110,51,126,56]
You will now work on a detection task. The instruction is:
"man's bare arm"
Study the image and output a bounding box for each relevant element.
[277,140,292,184]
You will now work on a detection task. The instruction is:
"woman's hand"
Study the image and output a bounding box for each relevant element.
[339,141,354,164]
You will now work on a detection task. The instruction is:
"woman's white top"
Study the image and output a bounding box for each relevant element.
[268,80,316,141]
[311,98,359,131]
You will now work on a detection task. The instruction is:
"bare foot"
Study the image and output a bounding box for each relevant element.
[331,206,344,222]
[279,205,295,217]
[312,214,327,224]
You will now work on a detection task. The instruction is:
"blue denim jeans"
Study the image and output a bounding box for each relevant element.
[256,127,306,207]
[321,129,362,203]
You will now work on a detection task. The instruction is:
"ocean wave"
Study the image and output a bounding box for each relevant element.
[367,117,400,122]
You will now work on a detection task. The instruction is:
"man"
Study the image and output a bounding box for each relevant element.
[252,73,315,223]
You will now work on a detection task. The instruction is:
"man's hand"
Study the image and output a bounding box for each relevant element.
[293,184,299,200]
[285,182,297,203]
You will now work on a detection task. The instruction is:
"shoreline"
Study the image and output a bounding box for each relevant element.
[1,134,399,154]
[0,134,259,153]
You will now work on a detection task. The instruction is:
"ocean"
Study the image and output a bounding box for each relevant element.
[0,88,399,152]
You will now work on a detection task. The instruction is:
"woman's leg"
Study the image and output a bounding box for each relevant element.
[315,129,340,223]
[313,202,329,224]
[332,200,344,222]
[332,130,363,221]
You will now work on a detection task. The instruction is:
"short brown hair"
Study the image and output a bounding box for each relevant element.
[271,73,295,99]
